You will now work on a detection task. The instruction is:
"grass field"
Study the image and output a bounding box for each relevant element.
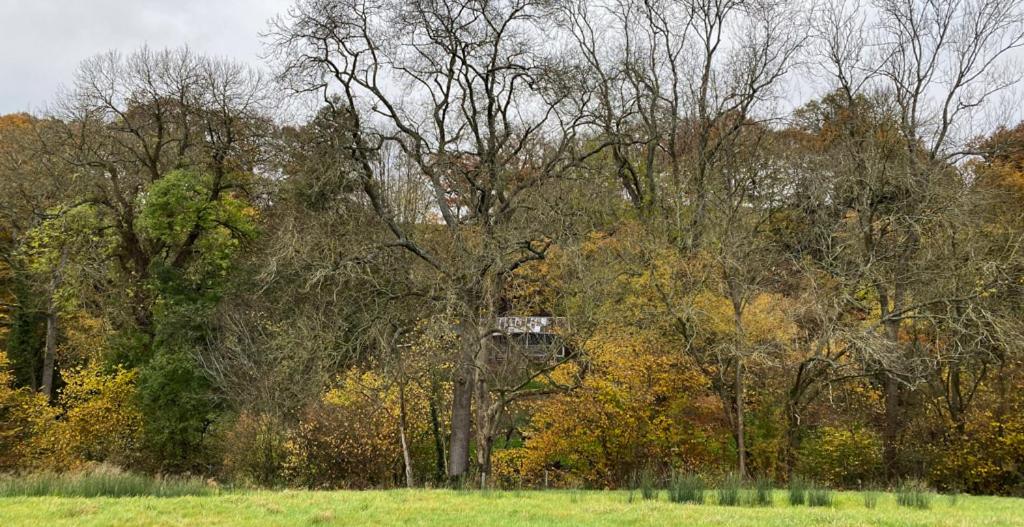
[0,489,1022,526]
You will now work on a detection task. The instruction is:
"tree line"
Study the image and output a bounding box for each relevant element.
[2,0,1024,494]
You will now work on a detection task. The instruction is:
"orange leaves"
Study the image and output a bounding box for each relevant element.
[514,321,726,488]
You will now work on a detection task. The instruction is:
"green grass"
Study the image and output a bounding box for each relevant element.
[1,489,1021,526]
[863,489,881,509]
[0,471,215,498]
[667,472,705,504]
[717,474,743,506]
[807,485,835,507]
[787,477,808,506]
[896,479,933,509]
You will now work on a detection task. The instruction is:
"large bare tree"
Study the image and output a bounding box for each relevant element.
[271,0,601,482]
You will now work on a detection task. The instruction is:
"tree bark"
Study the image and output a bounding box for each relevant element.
[41,308,58,400]
[40,249,67,401]
[882,373,901,479]
[735,355,746,478]
[474,375,494,488]
[448,320,477,480]
[881,312,903,480]
[429,384,446,482]
[398,380,415,488]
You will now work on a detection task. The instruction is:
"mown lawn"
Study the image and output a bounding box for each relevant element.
[0,489,1021,526]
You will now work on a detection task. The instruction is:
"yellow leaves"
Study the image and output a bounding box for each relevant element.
[286,368,435,487]
[517,319,725,488]
[797,426,883,486]
[0,351,56,470]
[690,291,797,347]
[743,293,799,345]
[0,350,11,388]
[26,364,143,470]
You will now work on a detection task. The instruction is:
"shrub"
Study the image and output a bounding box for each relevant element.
[667,472,705,504]
[788,476,808,506]
[137,347,219,473]
[286,377,402,488]
[284,370,434,489]
[717,474,742,506]
[221,411,289,487]
[30,363,142,470]
[807,486,834,507]
[925,408,1024,496]
[0,351,54,471]
[797,426,883,488]
[896,479,932,509]
[491,448,528,489]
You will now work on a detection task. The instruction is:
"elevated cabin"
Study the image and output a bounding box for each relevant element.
[488,316,569,363]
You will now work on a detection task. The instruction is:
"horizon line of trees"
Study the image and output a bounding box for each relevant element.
[2,0,1024,495]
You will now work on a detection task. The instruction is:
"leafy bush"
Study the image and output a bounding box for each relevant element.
[0,465,215,497]
[896,479,932,509]
[667,472,705,504]
[30,363,142,470]
[515,320,730,489]
[0,351,54,471]
[137,349,218,473]
[284,371,434,489]
[797,426,883,488]
[491,448,528,489]
[717,474,742,506]
[221,411,289,487]
[925,408,1024,495]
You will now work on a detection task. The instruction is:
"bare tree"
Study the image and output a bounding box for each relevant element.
[808,0,1024,478]
[270,0,601,482]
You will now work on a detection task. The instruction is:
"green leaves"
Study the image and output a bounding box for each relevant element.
[138,169,256,281]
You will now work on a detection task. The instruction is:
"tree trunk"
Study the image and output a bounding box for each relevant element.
[398,380,415,488]
[448,320,477,480]
[735,355,746,478]
[40,249,67,401]
[784,398,801,478]
[882,373,901,479]
[473,332,494,488]
[41,308,58,400]
[429,384,446,482]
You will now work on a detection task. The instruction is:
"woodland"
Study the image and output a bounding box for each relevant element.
[2,0,1024,497]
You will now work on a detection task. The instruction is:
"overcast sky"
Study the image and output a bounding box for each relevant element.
[0,0,292,114]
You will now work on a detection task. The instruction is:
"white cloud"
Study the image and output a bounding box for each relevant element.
[0,0,292,114]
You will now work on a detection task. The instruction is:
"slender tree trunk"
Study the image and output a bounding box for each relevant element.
[398,380,415,488]
[735,355,746,478]
[882,373,901,479]
[40,249,67,401]
[41,308,58,400]
[784,398,801,478]
[881,314,903,480]
[429,384,446,482]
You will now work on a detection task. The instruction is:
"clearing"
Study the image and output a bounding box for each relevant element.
[0,489,1021,526]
